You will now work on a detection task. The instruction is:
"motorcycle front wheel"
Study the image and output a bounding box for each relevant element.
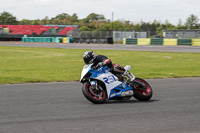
[82,82,106,104]
[133,78,153,101]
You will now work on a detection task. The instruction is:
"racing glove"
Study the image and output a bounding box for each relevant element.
[96,62,106,69]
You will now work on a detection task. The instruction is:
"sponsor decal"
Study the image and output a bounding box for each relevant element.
[110,92,122,98]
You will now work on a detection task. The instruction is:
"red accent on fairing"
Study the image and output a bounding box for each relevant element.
[105,59,111,63]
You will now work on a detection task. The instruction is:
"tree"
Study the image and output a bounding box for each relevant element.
[112,21,123,31]
[53,13,70,20]
[31,20,39,25]
[176,19,187,30]
[133,24,141,31]
[79,26,91,31]
[20,19,31,25]
[41,16,49,25]
[156,25,164,37]
[164,20,175,29]
[98,22,112,31]
[0,11,18,24]
[185,14,199,29]
[69,13,79,24]
[83,13,105,23]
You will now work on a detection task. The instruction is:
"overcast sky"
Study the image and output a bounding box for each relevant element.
[0,0,199,25]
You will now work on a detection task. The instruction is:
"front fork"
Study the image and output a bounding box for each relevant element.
[89,80,103,91]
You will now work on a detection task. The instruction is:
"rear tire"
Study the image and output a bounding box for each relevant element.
[133,78,153,101]
[82,82,106,104]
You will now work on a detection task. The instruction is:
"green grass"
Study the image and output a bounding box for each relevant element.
[0,46,200,84]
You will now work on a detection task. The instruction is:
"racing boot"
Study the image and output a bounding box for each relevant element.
[123,70,135,82]
[123,65,135,82]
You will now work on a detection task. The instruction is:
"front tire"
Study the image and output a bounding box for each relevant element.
[133,78,153,101]
[82,82,106,104]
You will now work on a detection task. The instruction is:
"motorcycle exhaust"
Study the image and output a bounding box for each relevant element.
[121,90,134,97]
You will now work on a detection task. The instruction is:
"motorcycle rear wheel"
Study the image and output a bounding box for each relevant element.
[133,78,153,101]
[82,82,106,104]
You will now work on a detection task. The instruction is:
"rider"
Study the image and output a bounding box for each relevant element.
[83,51,135,81]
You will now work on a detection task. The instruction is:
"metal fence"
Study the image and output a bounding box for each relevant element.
[67,30,113,39]
[113,31,148,41]
[163,30,200,39]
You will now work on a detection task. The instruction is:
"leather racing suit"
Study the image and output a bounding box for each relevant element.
[93,55,126,75]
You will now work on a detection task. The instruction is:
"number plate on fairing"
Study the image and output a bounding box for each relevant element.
[95,72,122,99]
[103,75,117,84]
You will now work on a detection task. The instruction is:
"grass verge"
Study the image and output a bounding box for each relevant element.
[0,46,200,84]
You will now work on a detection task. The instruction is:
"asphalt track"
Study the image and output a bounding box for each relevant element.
[0,42,200,132]
[0,42,200,53]
[0,78,200,133]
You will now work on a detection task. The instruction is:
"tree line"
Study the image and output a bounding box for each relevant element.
[0,11,200,37]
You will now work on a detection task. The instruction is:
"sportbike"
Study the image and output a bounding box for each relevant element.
[80,64,153,104]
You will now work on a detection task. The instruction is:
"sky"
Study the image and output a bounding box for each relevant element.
[0,0,200,25]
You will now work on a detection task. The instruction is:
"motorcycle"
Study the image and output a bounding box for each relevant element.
[80,64,153,104]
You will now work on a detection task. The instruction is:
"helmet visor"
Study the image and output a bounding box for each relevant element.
[84,56,94,64]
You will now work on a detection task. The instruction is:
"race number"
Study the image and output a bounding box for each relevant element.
[103,75,117,84]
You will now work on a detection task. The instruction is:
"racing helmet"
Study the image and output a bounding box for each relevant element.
[83,51,96,64]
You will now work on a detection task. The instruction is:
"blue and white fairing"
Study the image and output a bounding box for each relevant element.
[80,64,133,99]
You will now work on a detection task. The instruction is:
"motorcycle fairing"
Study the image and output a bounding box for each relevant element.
[80,64,133,99]
[80,65,91,82]
[90,66,133,99]
[94,72,122,99]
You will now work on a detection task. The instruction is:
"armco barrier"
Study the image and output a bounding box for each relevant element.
[192,39,200,46]
[63,38,67,43]
[22,37,63,43]
[35,37,40,42]
[126,38,137,45]
[63,37,72,43]
[163,39,177,46]
[29,37,34,42]
[178,39,191,46]
[123,38,126,45]
[67,37,73,43]
[38,37,44,42]
[151,39,163,45]
[22,37,28,42]
[45,37,52,43]
[51,37,56,43]
[55,37,63,43]
[137,38,151,45]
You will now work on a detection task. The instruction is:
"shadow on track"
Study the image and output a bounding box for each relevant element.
[104,99,160,104]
